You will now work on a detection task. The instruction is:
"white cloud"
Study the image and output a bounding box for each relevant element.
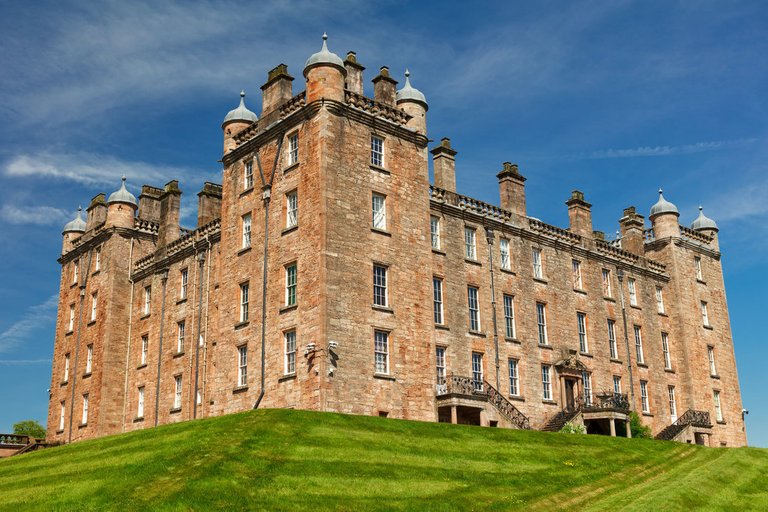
[585,139,757,159]
[0,204,71,226]
[0,294,59,353]
[0,359,51,366]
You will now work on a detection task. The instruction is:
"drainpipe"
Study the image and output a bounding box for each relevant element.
[485,227,500,391]
[153,269,169,427]
[617,267,636,411]
[121,238,136,431]
[68,249,93,443]
[192,243,207,419]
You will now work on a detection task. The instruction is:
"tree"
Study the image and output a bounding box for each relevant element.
[13,420,46,439]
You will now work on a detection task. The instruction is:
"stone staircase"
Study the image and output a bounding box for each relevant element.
[484,380,530,430]
[541,409,581,432]
[655,409,712,441]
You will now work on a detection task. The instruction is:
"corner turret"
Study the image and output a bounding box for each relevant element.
[649,189,680,239]
[396,69,428,134]
[222,91,258,154]
[304,33,346,103]
[106,176,137,229]
[62,207,86,254]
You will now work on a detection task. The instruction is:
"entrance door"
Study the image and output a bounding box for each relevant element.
[565,379,576,411]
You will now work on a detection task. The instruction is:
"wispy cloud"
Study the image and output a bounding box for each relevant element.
[584,138,757,159]
[3,151,204,187]
[0,204,71,226]
[0,359,51,366]
[0,294,59,353]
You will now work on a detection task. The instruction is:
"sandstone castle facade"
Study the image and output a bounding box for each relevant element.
[48,35,747,447]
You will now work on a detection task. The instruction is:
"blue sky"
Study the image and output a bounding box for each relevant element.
[1,1,766,446]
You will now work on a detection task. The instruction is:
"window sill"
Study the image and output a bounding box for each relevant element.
[91,270,100,277]
[533,277,548,284]
[710,374,720,380]
[140,313,151,320]
[508,395,525,402]
[573,288,587,295]
[630,304,641,310]
[133,416,144,423]
[87,319,96,327]
[603,296,616,302]
[237,246,252,256]
[658,312,668,317]
[637,363,649,368]
[369,164,390,175]
[65,330,73,336]
[664,368,675,374]
[234,321,249,330]
[642,412,653,417]
[716,420,727,425]
[55,429,64,434]
[372,305,394,314]
[232,386,248,394]
[137,364,147,370]
[697,279,707,285]
[468,330,486,337]
[173,351,185,359]
[280,304,298,314]
[282,225,298,236]
[465,258,482,266]
[538,344,553,350]
[505,337,521,344]
[82,372,92,379]
[435,324,450,331]
[431,248,446,256]
[579,352,593,358]
[278,373,296,383]
[60,380,68,387]
[78,423,87,429]
[373,373,396,381]
[542,400,558,406]
[610,358,623,364]
[176,298,187,306]
[170,407,182,414]
[371,227,391,237]
[283,162,300,173]
[240,187,254,198]
[70,282,78,289]
[703,325,714,330]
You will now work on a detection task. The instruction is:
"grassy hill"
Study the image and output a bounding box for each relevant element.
[0,409,766,511]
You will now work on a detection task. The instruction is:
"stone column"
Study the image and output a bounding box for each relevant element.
[610,418,616,437]
[626,420,632,438]
[451,406,457,424]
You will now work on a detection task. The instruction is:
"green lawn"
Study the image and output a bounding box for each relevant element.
[0,409,766,511]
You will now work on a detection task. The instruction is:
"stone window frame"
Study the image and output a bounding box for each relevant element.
[285,262,298,308]
[284,330,297,375]
[467,285,481,332]
[373,263,388,308]
[582,371,592,406]
[287,131,299,167]
[143,286,151,316]
[371,191,387,231]
[628,277,638,307]
[536,302,548,346]
[243,159,254,191]
[140,335,149,366]
[713,389,724,422]
[81,393,89,425]
[532,247,544,280]
[285,189,298,229]
[173,374,183,410]
[432,276,444,325]
[85,343,93,374]
[607,319,618,359]
[708,345,717,376]
[701,301,711,327]
[237,344,248,386]
[503,294,516,339]
[430,215,441,250]
[541,364,552,401]
[661,332,672,370]
[72,258,79,285]
[471,351,484,392]
[640,380,650,413]
[176,320,186,354]
[694,256,703,282]
[464,226,477,261]
[180,268,189,300]
[90,292,98,322]
[137,386,145,419]
[634,325,645,364]
[374,329,390,375]
[577,311,589,353]
[602,268,612,297]
[499,238,512,271]
[571,259,583,290]
[63,353,70,382]
[68,303,75,332]
[508,358,520,397]
[94,246,101,272]
[436,346,446,384]
[239,281,250,323]
[370,133,385,168]
[668,385,677,422]
[59,400,66,431]
[241,212,252,250]
[612,375,622,394]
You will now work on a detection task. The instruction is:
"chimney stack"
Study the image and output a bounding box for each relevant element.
[138,185,163,223]
[344,52,364,95]
[86,193,107,231]
[372,66,397,106]
[619,206,645,255]
[260,64,294,117]
[197,182,222,228]
[566,190,593,239]
[158,180,181,248]
[430,138,457,192]
[497,162,527,218]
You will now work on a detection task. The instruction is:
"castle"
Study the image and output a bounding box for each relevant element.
[48,35,746,447]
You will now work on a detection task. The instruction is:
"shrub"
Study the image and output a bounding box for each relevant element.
[629,412,652,439]
[560,422,586,434]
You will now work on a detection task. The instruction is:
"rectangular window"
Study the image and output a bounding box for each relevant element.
[244,160,254,190]
[59,401,65,431]
[430,215,440,250]
[81,394,89,425]
[582,371,592,406]
[180,268,188,299]
[572,260,583,289]
[371,135,384,167]
[242,213,252,249]
[708,346,717,376]
[140,335,148,366]
[94,247,101,272]
[63,353,70,381]
[284,331,296,375]
[503,294,515,339]
[532,248,543,279]
[68,304,75,331]
[372,193,386,230]
[90,293,97,322]
[240,282,249,323]
[536,302,548,345]
[668,385,677,422]
[634,325,644,364]
[713,390,723,422]
[640,380,649,413]
[143,286,151,316]
[464,227,477,260]
[467,286,480,332]
[472,352,483,392]
[695,256,703,281]
[285,263,297,307]
[177,321,185,353]
[374,330,389,374]
[286,190,298,229]
[508,358,519,396]
[436,346,446,384]
[662,332,672,370]
[238,345,248,386]
[73,259,79,284]
[628,278,638,306]
[373,264,388,307]
[137,387,145,418]
[542,365,552,401]
[85,344,93,374]
[701,301,710,326]
[655,286,665,314]
[500,239,511,270]
[577,312,588,353]
[602,269,612,297]
[613,375,622,395]
[173,375,182,409]
[433,277,443,325]
[608,319,618,359]
[288,133,299,166]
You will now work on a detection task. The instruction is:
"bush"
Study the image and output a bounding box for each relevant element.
[13,419,46,439]
[559,422,586,434]
[629,412,652,439]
